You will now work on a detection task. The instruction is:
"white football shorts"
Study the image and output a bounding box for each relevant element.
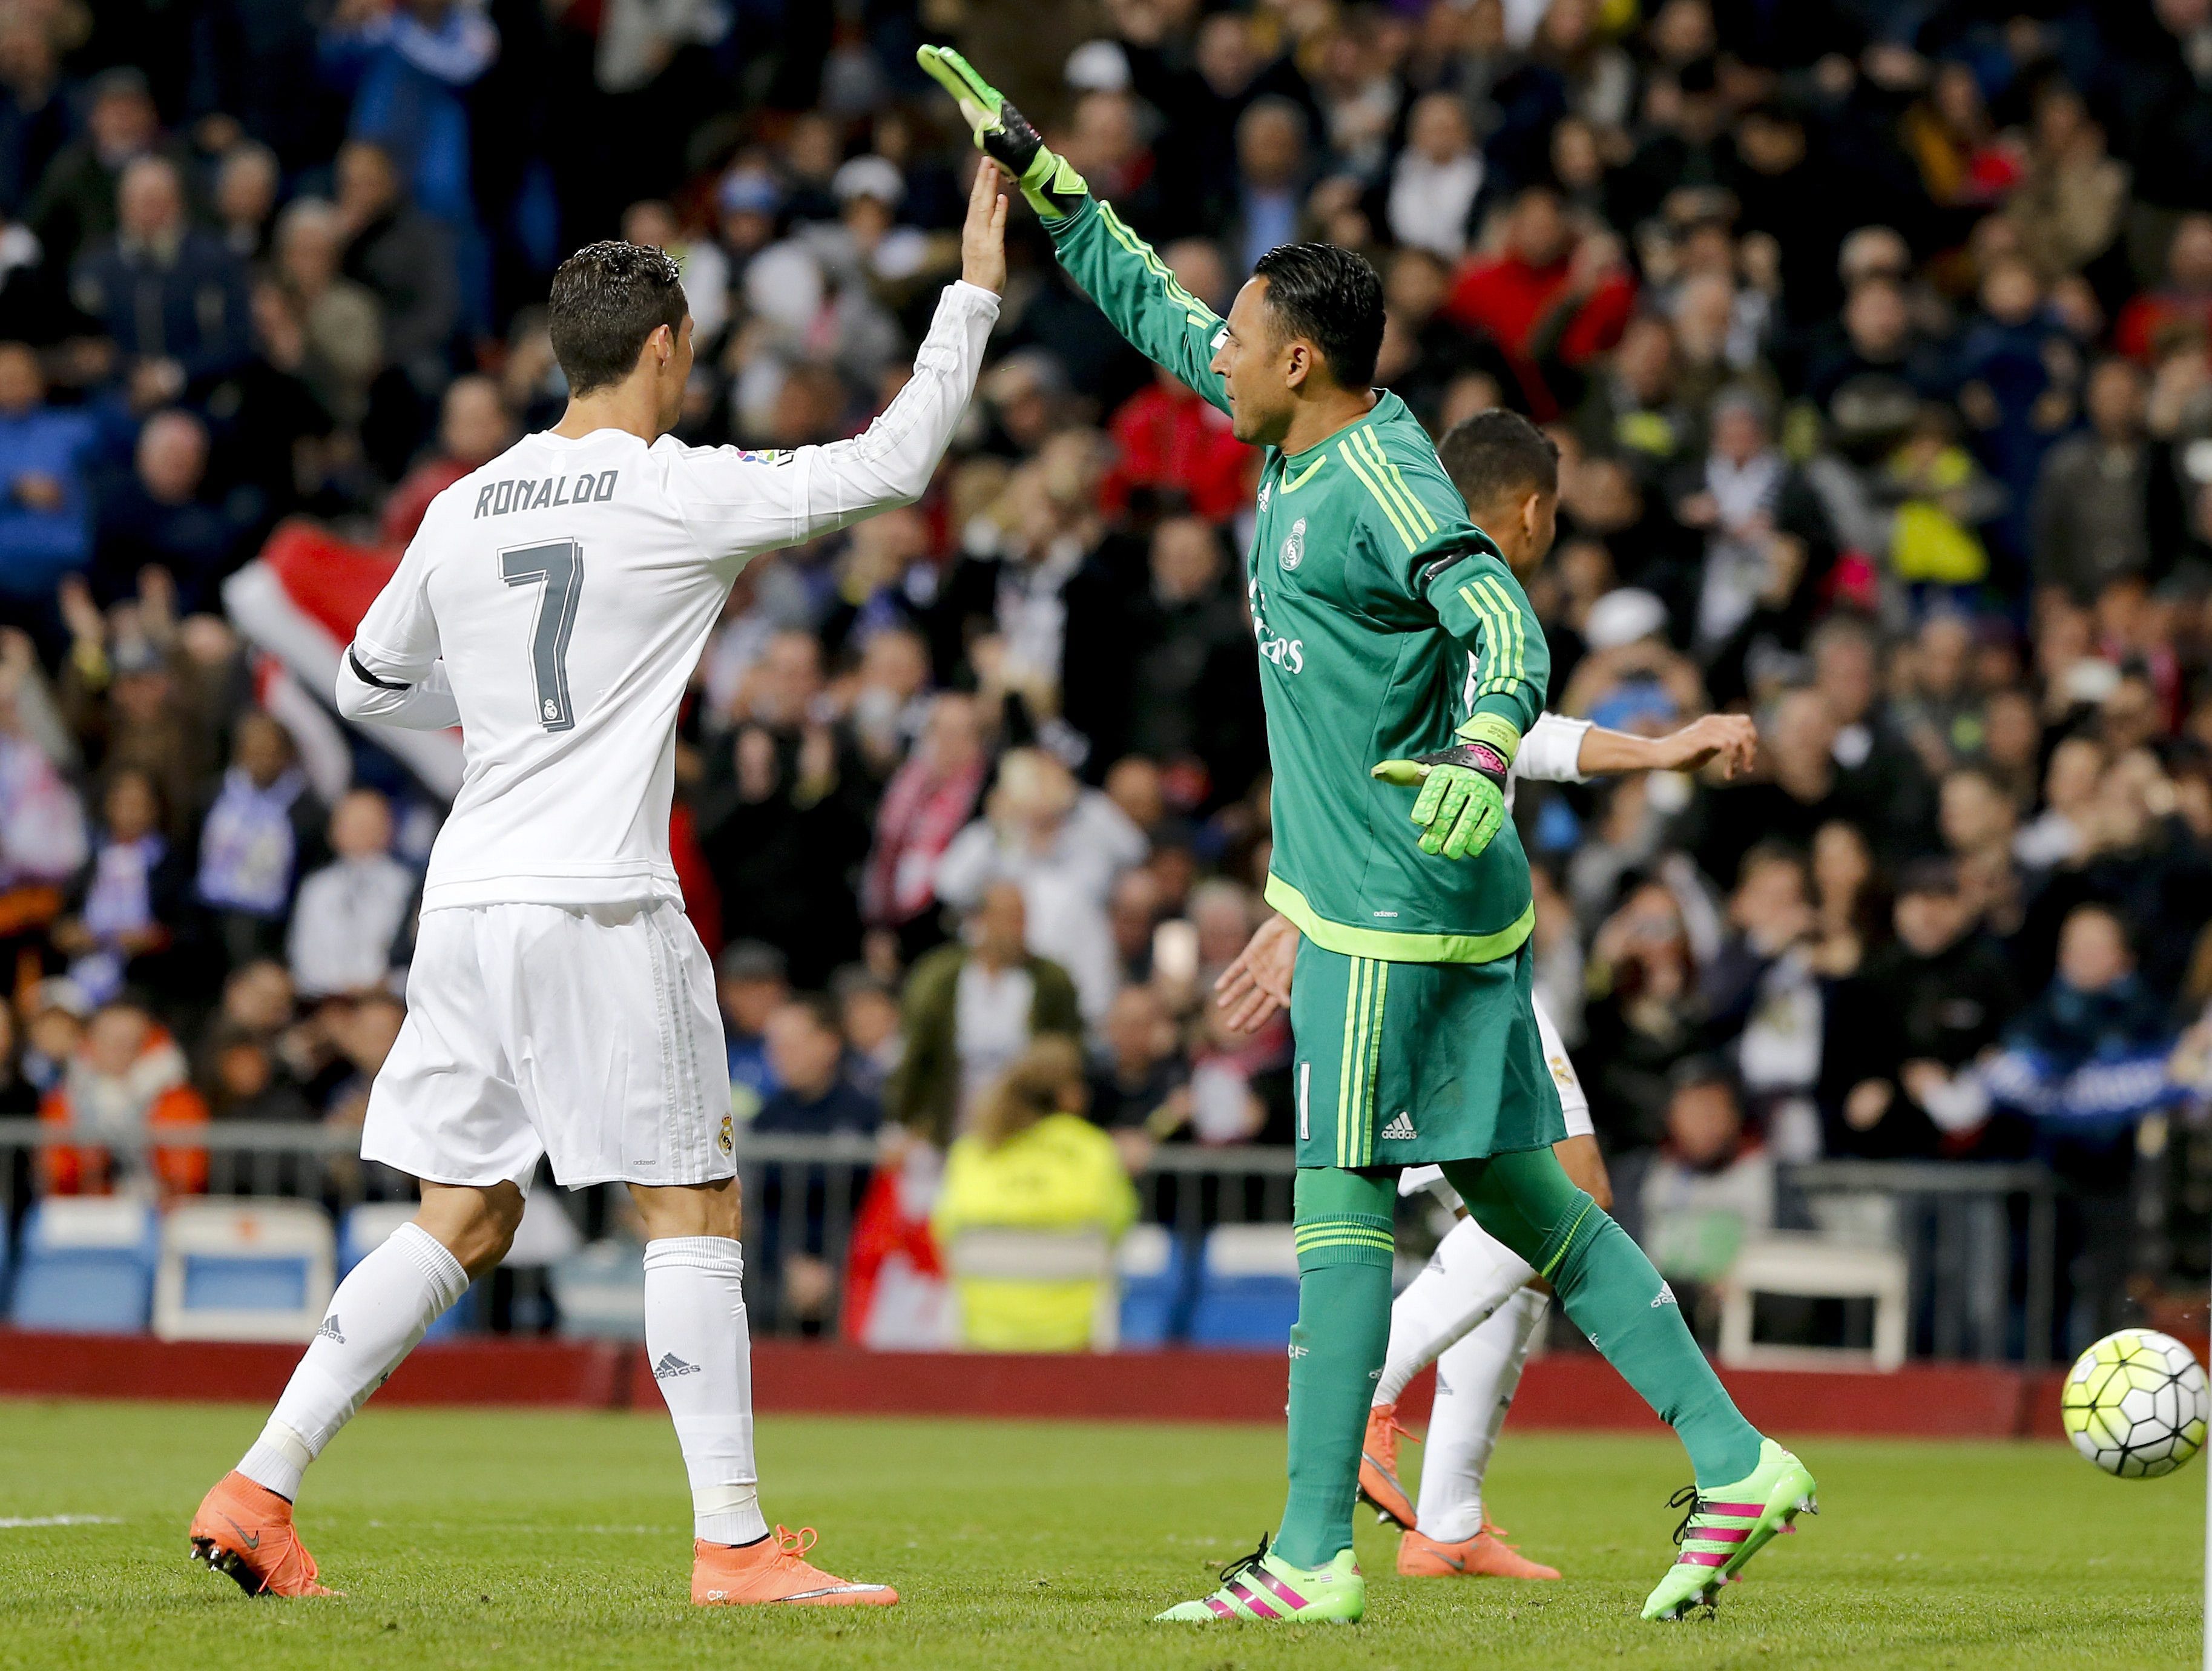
[362,900,734,1193]
[1399,994,1591,1201]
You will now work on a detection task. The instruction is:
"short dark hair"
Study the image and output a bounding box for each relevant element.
[1251,242,1384,390]
[547,240,687,397]
[1437,409,1560,510]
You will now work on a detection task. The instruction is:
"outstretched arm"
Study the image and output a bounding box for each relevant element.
[1511,711,1759,783]
[920,45,1229,412]
[669,162,1007,562]
[1567,713,1759,781]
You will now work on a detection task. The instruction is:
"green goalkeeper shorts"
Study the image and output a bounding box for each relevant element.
[1289,938,1565,1172]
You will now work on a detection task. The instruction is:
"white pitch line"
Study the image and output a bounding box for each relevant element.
[0,1516,122,1529]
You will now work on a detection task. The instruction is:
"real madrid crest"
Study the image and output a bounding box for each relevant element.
[1280,515,1306,572]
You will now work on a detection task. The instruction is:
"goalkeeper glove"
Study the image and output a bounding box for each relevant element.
[917,45,1090,219]
[1371,715,1519,861]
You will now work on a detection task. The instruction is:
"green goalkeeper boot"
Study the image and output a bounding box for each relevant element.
[1641,1439,1818,1621]
[1156,1538,1364,1624]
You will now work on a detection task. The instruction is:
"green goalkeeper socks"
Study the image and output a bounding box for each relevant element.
[1273,1167,1396,1570]
[1443,1150,1762,1487]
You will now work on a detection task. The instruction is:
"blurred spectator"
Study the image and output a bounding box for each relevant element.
[319,990,404,1131]
[200,1020,314,1122]
[885,882,1081,1148]
[2113,213,2212,364]
[0,640,87,905]
[832,968,903,1101]
[286,788,415,1000]
[1670,388,1828,661]
[1088,983,1188,1136]
[1638,1059,1773,1294]
[1822,859,2018,1160]
[1984,905,2181,1340]
[1228,96,1309,275]
[2033,357,2153,603]
[194,712,325,969]
[19,977,88,1096]
[755,995,881,1141]
[860,693,987,963]
[92,410,252,613]
[332,140,457,399]
[272,197,384,428]
[0,340,95,618]
[378,374,513,546]
[932,1035,1138,1352]
[72,155,252,412]
[716,940,788,1113]
[50,767,186,1007]
[937,748,1147,1025]
[695,717,871,987]
[1444,183,1634,418]
[214,142,279,262]
[1387,92,1484,260]
[754,993,883,1334]
[25,67,179,273]
[1584,877,1711,1164]
[38,997,208,1196]
[1062,515,1262,803]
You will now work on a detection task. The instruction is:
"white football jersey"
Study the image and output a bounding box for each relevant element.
[339,280,999,912]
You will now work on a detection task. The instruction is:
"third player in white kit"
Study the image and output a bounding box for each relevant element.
[1213,412,1758,1580]
[188,162,1013,1609]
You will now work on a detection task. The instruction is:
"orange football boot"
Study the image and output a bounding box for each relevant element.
[188,1472,338,1597]
[1357,1402,1418,1530]
[1397,1518,1562,1580]
[692,1526,898,1606]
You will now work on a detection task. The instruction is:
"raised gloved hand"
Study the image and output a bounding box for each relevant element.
[917,45,1090,219]
[1371,715,1519,861]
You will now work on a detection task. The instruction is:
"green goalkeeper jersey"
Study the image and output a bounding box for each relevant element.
[1047,198,1550,964]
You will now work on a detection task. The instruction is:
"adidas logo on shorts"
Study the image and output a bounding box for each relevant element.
[317,1315,346,1345]
[652,1353,702,1380]
[1380,1112,1417,1141]
[1651,1282,1679,1308]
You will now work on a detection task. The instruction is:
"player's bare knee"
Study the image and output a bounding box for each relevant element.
[416,1181,525,1278]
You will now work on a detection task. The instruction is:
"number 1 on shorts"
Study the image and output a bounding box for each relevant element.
[501,539,583,732]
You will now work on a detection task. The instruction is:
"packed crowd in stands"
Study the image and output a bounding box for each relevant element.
[2,0,2211,1350]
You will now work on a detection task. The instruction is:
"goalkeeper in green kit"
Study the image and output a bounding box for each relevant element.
[920,46,1817,1625]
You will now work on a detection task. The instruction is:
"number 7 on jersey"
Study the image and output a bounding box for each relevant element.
[500,539,583,732]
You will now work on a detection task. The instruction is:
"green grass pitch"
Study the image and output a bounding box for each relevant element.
[0,1398,2198,1669]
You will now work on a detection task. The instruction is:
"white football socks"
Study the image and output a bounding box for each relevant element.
[1374,1215,1537,1406]
[642,1236,768,1547]
[238,1221,470,1501]
[1417,1284,1550,1543]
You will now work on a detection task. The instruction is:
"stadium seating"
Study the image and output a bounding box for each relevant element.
[549,1239,648,1339]
[1114,1223,1186,1348]
[1187,1224,1302,1349]
[153,1199,335,1343]
[10,1198,161,1333]
[1717,1233,1910,1373]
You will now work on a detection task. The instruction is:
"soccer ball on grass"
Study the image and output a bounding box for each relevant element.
[2061,1328,2209,1479]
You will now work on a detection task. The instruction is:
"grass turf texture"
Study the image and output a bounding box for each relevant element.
[0,1400,2196,1670]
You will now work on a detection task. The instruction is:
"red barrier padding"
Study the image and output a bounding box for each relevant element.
[0,1329,2075,1439]
[0,1331,630,1409]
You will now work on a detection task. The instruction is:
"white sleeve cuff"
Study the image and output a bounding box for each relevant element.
[1514,713,1592,783]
